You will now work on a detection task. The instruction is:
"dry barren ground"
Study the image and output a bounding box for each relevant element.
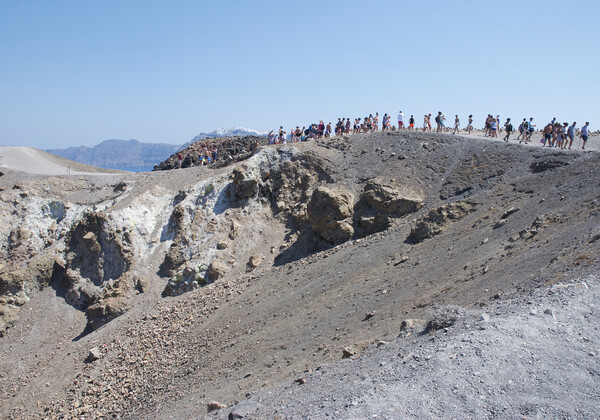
[0,131,599,419]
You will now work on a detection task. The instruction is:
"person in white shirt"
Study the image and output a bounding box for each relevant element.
[581,122,590,150]
[397,111,405,130]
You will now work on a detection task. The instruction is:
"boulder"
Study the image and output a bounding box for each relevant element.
[307,186,354,244]
[362,178,423,215]
[248,254,264,269]
[159,241,186,277]
[62,211,134,309]
[86,346,102,362]
[86,296,129,330]
[162,265,206,297]
[113,182,127,192]
[228,400,260,419]
[229,221,241,240]
[355,179,423,235]
[408,201,476,244]
[207,401,226,412]
[206,261,227,282]
[232,166,259,199]
[342,347,356,359]
[136,277,151,293]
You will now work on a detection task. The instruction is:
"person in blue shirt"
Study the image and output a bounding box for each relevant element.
[567,122,576,150]
[581,122,590,150]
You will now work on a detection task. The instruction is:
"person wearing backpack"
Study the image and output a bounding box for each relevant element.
[435,112,442,132]
[503,118,514,142]
[518,119,528,143]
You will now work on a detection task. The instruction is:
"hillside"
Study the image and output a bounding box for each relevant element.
[0,131,599,418]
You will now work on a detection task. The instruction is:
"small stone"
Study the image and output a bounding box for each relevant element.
[363,312,375,321]
[400,319,416,331]
[83,232,95,240]
[493,220,507,229]
[480,313,490,322]
[14,294,28,306]
[86,347,101,362]
[207,401,226,412]
[228,400,259,419]
[295,377,306,385]
[501,207,519,219]
[248,254,264,269]
[183,266,195,278]
[342,347,355,359]
[136,277,150,293]
[217,241,228,250]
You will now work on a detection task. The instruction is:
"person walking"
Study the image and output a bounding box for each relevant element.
[435,112,443,133]
[581,122,590,149]
[397,110,405,130]
[503,118,513,142]
[452,115,460,134]
[567,122,576,150]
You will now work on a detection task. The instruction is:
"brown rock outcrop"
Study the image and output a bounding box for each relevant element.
[408,201,476,244]
[206,260,227,282]
[307,186,354,244]
[357,178,424,234]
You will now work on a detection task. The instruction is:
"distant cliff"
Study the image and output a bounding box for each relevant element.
[47,139,183,172]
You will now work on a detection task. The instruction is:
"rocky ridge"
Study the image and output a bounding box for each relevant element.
[0,131,599,418]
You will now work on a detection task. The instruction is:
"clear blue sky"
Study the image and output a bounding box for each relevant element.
[1,0,598,149]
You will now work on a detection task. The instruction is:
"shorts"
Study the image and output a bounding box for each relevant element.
[398,121,404,127]
[409,123,414,128]
[582,135,588,142]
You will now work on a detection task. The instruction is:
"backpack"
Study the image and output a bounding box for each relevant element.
[435,115,441,124]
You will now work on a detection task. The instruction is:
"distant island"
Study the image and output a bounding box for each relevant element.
[46,139,183,172]
[46,128,266,172]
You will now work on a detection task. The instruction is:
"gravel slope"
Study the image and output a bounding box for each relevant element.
[238,276,599,419]
[0,132,599,419]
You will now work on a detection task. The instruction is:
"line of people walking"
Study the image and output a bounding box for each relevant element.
[266,112,592,150]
